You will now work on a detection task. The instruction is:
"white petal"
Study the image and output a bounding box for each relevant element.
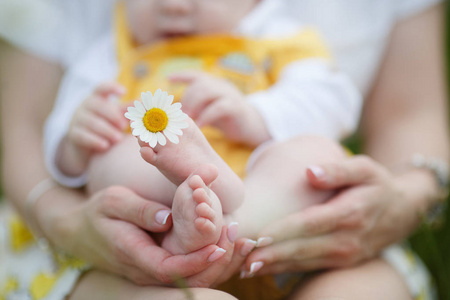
[171,121,189,129]
[165,124,183,135]
[153,89,163,108]
[163,130,180,144]
[134,100,146,114]
[132,127,143,137]
[156,132,166,146]
[141,130,150,142]
[130,121,144,129]
[142,92,153,110]
[166,102,182,114]
[148,134,157,148]
[168,113,188,123]
[161,95,174,110]
[125,107,143,119]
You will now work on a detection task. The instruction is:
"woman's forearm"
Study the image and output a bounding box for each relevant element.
[362,4,449,215]
[0,40,63,219]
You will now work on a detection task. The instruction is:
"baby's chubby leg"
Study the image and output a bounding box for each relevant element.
[234,136,347,239]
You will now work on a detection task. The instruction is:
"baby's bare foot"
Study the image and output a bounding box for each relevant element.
[162,165,223,254]
[139,117,244,213]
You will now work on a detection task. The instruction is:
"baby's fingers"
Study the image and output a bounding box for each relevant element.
[70,127,110,152]
[77,112,124,145]
[87,97,128,130]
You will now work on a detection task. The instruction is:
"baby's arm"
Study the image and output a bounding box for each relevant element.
[247,59,362,142]
[56,82,128,177]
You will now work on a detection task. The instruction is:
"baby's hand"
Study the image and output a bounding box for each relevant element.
[170,71,270,146]
[68,82,128,153]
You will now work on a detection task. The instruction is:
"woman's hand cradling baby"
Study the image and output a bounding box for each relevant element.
[241,155,423,276]
[36,185,238,287]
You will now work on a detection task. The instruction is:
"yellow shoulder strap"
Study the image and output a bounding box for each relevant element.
[115,1,135,65]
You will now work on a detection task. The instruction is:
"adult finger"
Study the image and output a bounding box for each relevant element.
[107,222,225,285]
[99,186,173,232]
[253,257,346,276]
[256,200,353,244]
[306,155,387,189]
[245,235,332,269]
[185,223,238,287]
[215,237,257,283]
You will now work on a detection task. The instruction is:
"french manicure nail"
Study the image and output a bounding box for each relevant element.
[155,210,171,225]
[307,165,326,180]
[240,239,257,256]
[240,270,252,279]
[256,237,273,247]
[208,248,226,262]
[249,261,264,275]
[227,222,239,242]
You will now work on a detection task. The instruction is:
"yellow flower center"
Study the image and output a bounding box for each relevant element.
[143,108,169,133]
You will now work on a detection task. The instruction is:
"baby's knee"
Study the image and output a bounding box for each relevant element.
[251,136,347,168]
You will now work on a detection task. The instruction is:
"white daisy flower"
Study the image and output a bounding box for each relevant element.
[124,89,188,148]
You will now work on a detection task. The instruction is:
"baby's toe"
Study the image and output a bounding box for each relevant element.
[194,217,216,235]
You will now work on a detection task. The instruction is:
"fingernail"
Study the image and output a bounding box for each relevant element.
[227,222,239,242]
[208,248,226,262]
[307,165,326,180]
[249,261,264,276]
[256,237,273,247]
[240,239,257,256]
[240,270,252,279]
[155,210,171,225]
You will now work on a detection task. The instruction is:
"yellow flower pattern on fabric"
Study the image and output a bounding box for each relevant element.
[9,216,34,252]
[30,273,58,300]
[0,277,19,300]
[56,253,89,270]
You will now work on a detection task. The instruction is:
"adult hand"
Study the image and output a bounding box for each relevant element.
[40,185,234,286]
[169,71,270,146]
[241,155,425,276]
[185,232,258,287]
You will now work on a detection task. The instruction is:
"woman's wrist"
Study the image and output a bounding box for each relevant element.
[392,168,444,231]
[33,185,85,251]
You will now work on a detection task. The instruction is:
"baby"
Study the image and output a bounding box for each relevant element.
[49,0,360,256]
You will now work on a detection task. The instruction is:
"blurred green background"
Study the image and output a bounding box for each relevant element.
[407,3,450,300]
[0,2,449,300]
